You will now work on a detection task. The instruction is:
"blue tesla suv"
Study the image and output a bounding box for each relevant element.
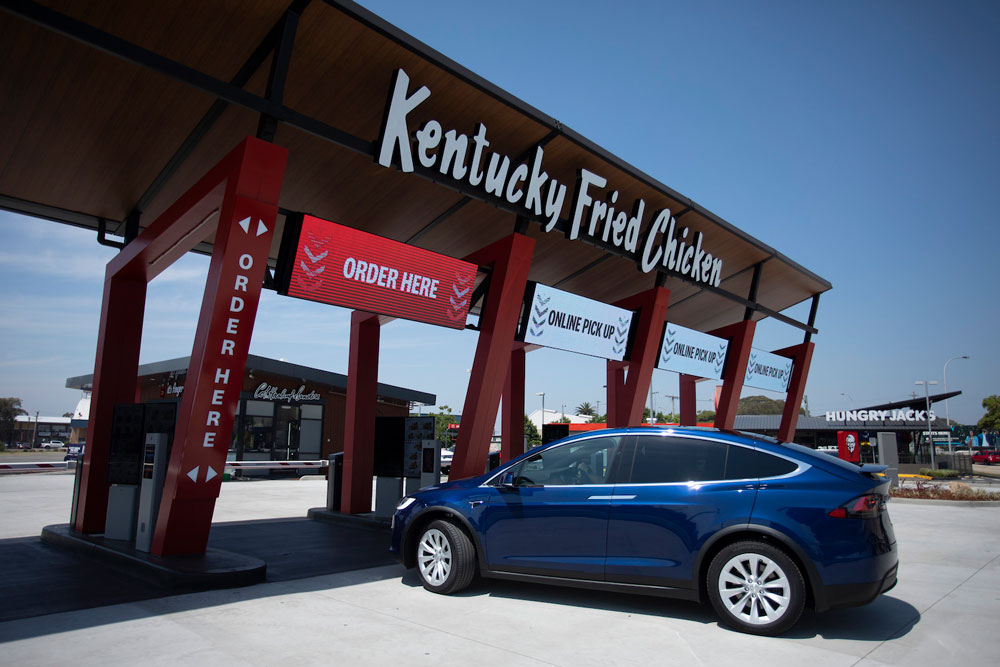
[390,427,897,635]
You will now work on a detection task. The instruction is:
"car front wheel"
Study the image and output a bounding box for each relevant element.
[707,540,805,635]
[415,520,475,595]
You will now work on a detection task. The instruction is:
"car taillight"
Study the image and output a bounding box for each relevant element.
[828,493,882,519]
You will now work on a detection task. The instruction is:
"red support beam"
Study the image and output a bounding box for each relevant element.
[73,275,146,533]
[773,341,815,443]
[341,311,382,514]
[501,345,526,463]
[450,233,534,479]
[606,287,670,428]
[679,374,698,426]
[710,320,757,430]
[76,138,287,544]
[152,140,287,555]
[605,362,626,426]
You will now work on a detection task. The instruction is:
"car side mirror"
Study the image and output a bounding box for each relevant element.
[499,472,516,488]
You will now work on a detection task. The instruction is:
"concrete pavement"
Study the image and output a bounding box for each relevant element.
[1,472,999,666]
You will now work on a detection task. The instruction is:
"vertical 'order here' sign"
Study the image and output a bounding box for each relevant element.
[279,215,478,329]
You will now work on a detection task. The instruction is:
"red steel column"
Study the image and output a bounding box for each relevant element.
[679,374,698,426]
[341,311,382,514]
[774,341,815,443]
[501,345,527,463]
[450,234,534,479]
[711,320,757,430]
[74,275,147,532]
[152,142,287,555]
[75,138,286,539]
[605,362,627,426]
[606,287,670,428]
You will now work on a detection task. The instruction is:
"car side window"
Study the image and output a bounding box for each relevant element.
[509,437,620,486]
[723,444,757,480]
[628,436,727,483]
[755,451,798,478]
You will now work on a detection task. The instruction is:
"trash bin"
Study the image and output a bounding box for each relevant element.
[327,452,344,512]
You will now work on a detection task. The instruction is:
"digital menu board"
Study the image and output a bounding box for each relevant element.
[520,284,634,361]
[277,215,478,329]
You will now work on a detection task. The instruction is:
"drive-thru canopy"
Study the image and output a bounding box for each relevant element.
[1,0,830,555]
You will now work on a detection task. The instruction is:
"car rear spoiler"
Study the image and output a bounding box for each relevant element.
[860,464,888,474]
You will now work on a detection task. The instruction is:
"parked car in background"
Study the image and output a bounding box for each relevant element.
[972,450,1000,465]
[391,427,897,636]
[39,441,65,450]
[440,447,454,474]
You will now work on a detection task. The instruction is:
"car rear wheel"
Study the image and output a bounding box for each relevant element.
[707,540,805,635]
[415,520,475,595]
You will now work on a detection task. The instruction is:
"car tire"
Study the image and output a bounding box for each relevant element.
[707,540,805,636]
[415,520,475,595]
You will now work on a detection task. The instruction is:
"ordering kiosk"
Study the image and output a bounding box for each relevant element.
[371,416,439,518]
[102,402,176,544]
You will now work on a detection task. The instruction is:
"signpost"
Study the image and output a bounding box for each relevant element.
[743,348,794,393]
[277,214,479,329]
[656,322,728,379]
[520,284,633,361]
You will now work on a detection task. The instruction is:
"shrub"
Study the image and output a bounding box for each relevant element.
[891,485,1000,501]
[917,468,960,479]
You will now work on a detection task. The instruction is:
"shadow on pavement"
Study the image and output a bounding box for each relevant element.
[0,516,399,635]
[788,595,921,641]
[399,569,920,641]
[399,568,716,625]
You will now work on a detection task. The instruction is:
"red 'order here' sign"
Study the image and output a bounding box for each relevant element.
[283,215,478,329]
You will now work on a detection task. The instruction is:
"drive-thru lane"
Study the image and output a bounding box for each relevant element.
[1,473,998,666]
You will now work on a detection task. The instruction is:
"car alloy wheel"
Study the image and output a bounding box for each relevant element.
[415,519,476,594]
[707,540,805,635]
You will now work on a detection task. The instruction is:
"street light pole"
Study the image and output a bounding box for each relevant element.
[943,355,969,458]
[535,392,545,430]
[915,381,938,468]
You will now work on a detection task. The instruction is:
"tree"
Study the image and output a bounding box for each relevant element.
[576,402,596,416]
[737,395,808,416]
[696,410,716,422]
[1,397,28,447]
[430,405,458,443]
[979,395,1000,432]
[556,416,571,423]
[524,415,541,447]
[591,413,607,423]
[62,412,73,418]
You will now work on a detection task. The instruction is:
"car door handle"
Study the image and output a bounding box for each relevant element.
[468,500,484,507]
[588,495,636,500]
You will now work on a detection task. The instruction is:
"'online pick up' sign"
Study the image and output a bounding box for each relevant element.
[743,348,793,393]
[523,284,633,361]
[657,323,728,379]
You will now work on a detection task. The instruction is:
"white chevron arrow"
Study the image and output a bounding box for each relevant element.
[236,217,268,237]
[187,466,199,482]
[205,466,218,482]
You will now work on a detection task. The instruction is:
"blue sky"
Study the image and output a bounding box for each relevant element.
[1,0,997,425]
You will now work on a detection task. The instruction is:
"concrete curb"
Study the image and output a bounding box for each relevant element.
[41,524,267,590]
[306,507,391,531]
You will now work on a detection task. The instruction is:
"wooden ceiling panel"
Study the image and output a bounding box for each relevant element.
[1,0,830,340]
